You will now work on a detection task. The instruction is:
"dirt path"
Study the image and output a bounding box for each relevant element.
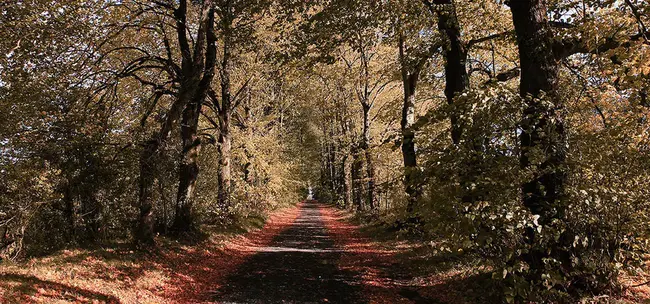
[212,200,424,304]
[214,200,364,303]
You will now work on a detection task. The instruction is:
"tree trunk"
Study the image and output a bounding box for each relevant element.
[398,30,423,215]
[328,139,337,194]
[215,5,235,217]
[138,105,189,244]
[173,97,202,232]
[342,153,353,209]
[136,71,194,245]
[351,145,363,211]
[135,0,216,244]
[510,0,566,226]
[434,1,483,205]
[172,3,216,232]
[437,2,469,145]
[62,182,76,241]
[509,0,568,276]
[217,110,232,216]
[136,139,160,245]
[401,71,420,214]
[361,104,376,210]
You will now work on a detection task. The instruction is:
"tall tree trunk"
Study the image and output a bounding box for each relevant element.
[510,0,566,226]
[320,142,328,191]
[361,104,376,210]
[509,0,568,275]
[217,5,234,217]
[328,138,337,194]
[137,93,188,244]
[432,1,484,206]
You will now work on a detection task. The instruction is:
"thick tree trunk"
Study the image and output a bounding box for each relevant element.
[509,0,568,276]
[173,97,202,232]
[510,0,566,225]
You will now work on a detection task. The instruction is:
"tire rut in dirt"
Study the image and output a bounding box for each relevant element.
[213,201,363,304]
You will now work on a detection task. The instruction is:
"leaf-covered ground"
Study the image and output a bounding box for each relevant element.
[1,201,648,303]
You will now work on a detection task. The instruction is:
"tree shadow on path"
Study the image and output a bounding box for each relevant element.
[213,201,364,304]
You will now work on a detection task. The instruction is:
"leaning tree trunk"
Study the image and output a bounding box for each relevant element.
[136,93,188,244]
[135,0,215,245]
[509,0,568,276]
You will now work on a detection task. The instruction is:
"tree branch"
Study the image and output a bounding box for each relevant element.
[557,30,650,59]
[467,31,512,49]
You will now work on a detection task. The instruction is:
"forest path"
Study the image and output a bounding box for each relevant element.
[212,200,420,304]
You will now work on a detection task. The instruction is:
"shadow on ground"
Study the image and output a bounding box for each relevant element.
[0,273,121,303]
[213,201,364,304]
[351,213,502,304]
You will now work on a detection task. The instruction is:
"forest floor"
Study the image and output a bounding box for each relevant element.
[1,200,649,304]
